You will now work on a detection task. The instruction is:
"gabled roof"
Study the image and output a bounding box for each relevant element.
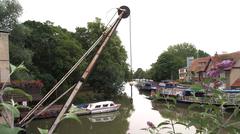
[190,51,240,73]
[209,51,240,70]
[231,78,240,87]
[189,56,211,72]
[217,51,240,61]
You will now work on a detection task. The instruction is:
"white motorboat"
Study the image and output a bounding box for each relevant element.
[86,101,121,114]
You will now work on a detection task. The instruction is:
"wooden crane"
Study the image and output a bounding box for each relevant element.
[18,5,130,134]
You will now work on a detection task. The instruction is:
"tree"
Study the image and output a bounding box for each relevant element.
[9,18,129,98]
[150,43,209,81]
[0,0,22,31]
[133,68,146,79]
[9,21,87,96]
[9,24,33,67]
[75,18,129,96]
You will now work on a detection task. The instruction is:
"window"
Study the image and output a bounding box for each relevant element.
[103,117,108,120]
[220,72,226,78]
[95,105,101,108]
[110,103,114,106]
[103,104,108,107]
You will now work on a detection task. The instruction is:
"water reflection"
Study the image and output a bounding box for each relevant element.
[87,111,120,123]
[26,90,133,134]
[125,84,195,134]
[27,83,197,134]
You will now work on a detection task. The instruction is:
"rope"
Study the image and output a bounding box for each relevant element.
[19,9,121,125]
[19,15,118,125]
[48,11,125,134]
[21,84,75,127]
[105,11,118,29]
[18,34,104,124]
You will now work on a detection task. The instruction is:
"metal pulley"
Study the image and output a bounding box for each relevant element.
[118,5,130,19]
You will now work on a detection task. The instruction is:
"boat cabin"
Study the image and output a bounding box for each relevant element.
[87,101,116,110]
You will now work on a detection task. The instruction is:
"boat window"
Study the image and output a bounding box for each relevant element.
[103,104,108,107]
[110,103,114,106]
[95,105,101,108]
[103,117,108,120]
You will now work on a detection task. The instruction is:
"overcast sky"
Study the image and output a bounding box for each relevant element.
[18,0,240,71]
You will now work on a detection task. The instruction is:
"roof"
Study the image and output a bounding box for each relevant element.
[190,51,240,73]
[209,51,240,70]
[217,51,240,61]
[189,56,211,72]
[231,78,240,87]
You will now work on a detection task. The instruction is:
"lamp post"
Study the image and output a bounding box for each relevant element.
[129,81,133,100]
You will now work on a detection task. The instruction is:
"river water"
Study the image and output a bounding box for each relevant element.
[26,83,196,134]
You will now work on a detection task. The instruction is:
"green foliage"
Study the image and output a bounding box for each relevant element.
[76,18,129,96]
[133,68,146,79]
[38,128,48,134]
[10,62,28,74]
[61,113,81,124]
[0,0,22,31]
[0,63,33,131]
[191,84,204,92]
[149,43,209,81]
[144,95,186,134]
[9,18,129,98]
[0,102,20,118]
[3,87,32,101]
[0,124,23,134]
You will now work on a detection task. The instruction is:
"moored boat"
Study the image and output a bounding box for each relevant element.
[86,101,121,114]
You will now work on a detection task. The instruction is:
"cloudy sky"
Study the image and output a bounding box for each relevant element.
[18,0,240,71]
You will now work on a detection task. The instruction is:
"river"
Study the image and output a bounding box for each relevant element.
[26,83,196,134]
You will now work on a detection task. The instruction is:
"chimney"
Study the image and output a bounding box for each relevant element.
[0,31,10,83]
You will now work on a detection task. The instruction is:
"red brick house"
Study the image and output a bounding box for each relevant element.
[189,56,211,82]
[189,51,240,89]
[207,51,240,89]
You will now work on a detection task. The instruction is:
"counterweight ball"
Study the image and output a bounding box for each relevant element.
[118,6,130,18]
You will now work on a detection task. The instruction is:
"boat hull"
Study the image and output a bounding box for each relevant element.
[90,104,121,114]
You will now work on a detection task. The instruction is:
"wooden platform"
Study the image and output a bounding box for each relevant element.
[20,105,91,120]
[20,105,63,119]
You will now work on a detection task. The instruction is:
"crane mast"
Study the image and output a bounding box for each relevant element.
[47,6,130,134]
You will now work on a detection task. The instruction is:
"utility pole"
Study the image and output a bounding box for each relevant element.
[129,14,133,100]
